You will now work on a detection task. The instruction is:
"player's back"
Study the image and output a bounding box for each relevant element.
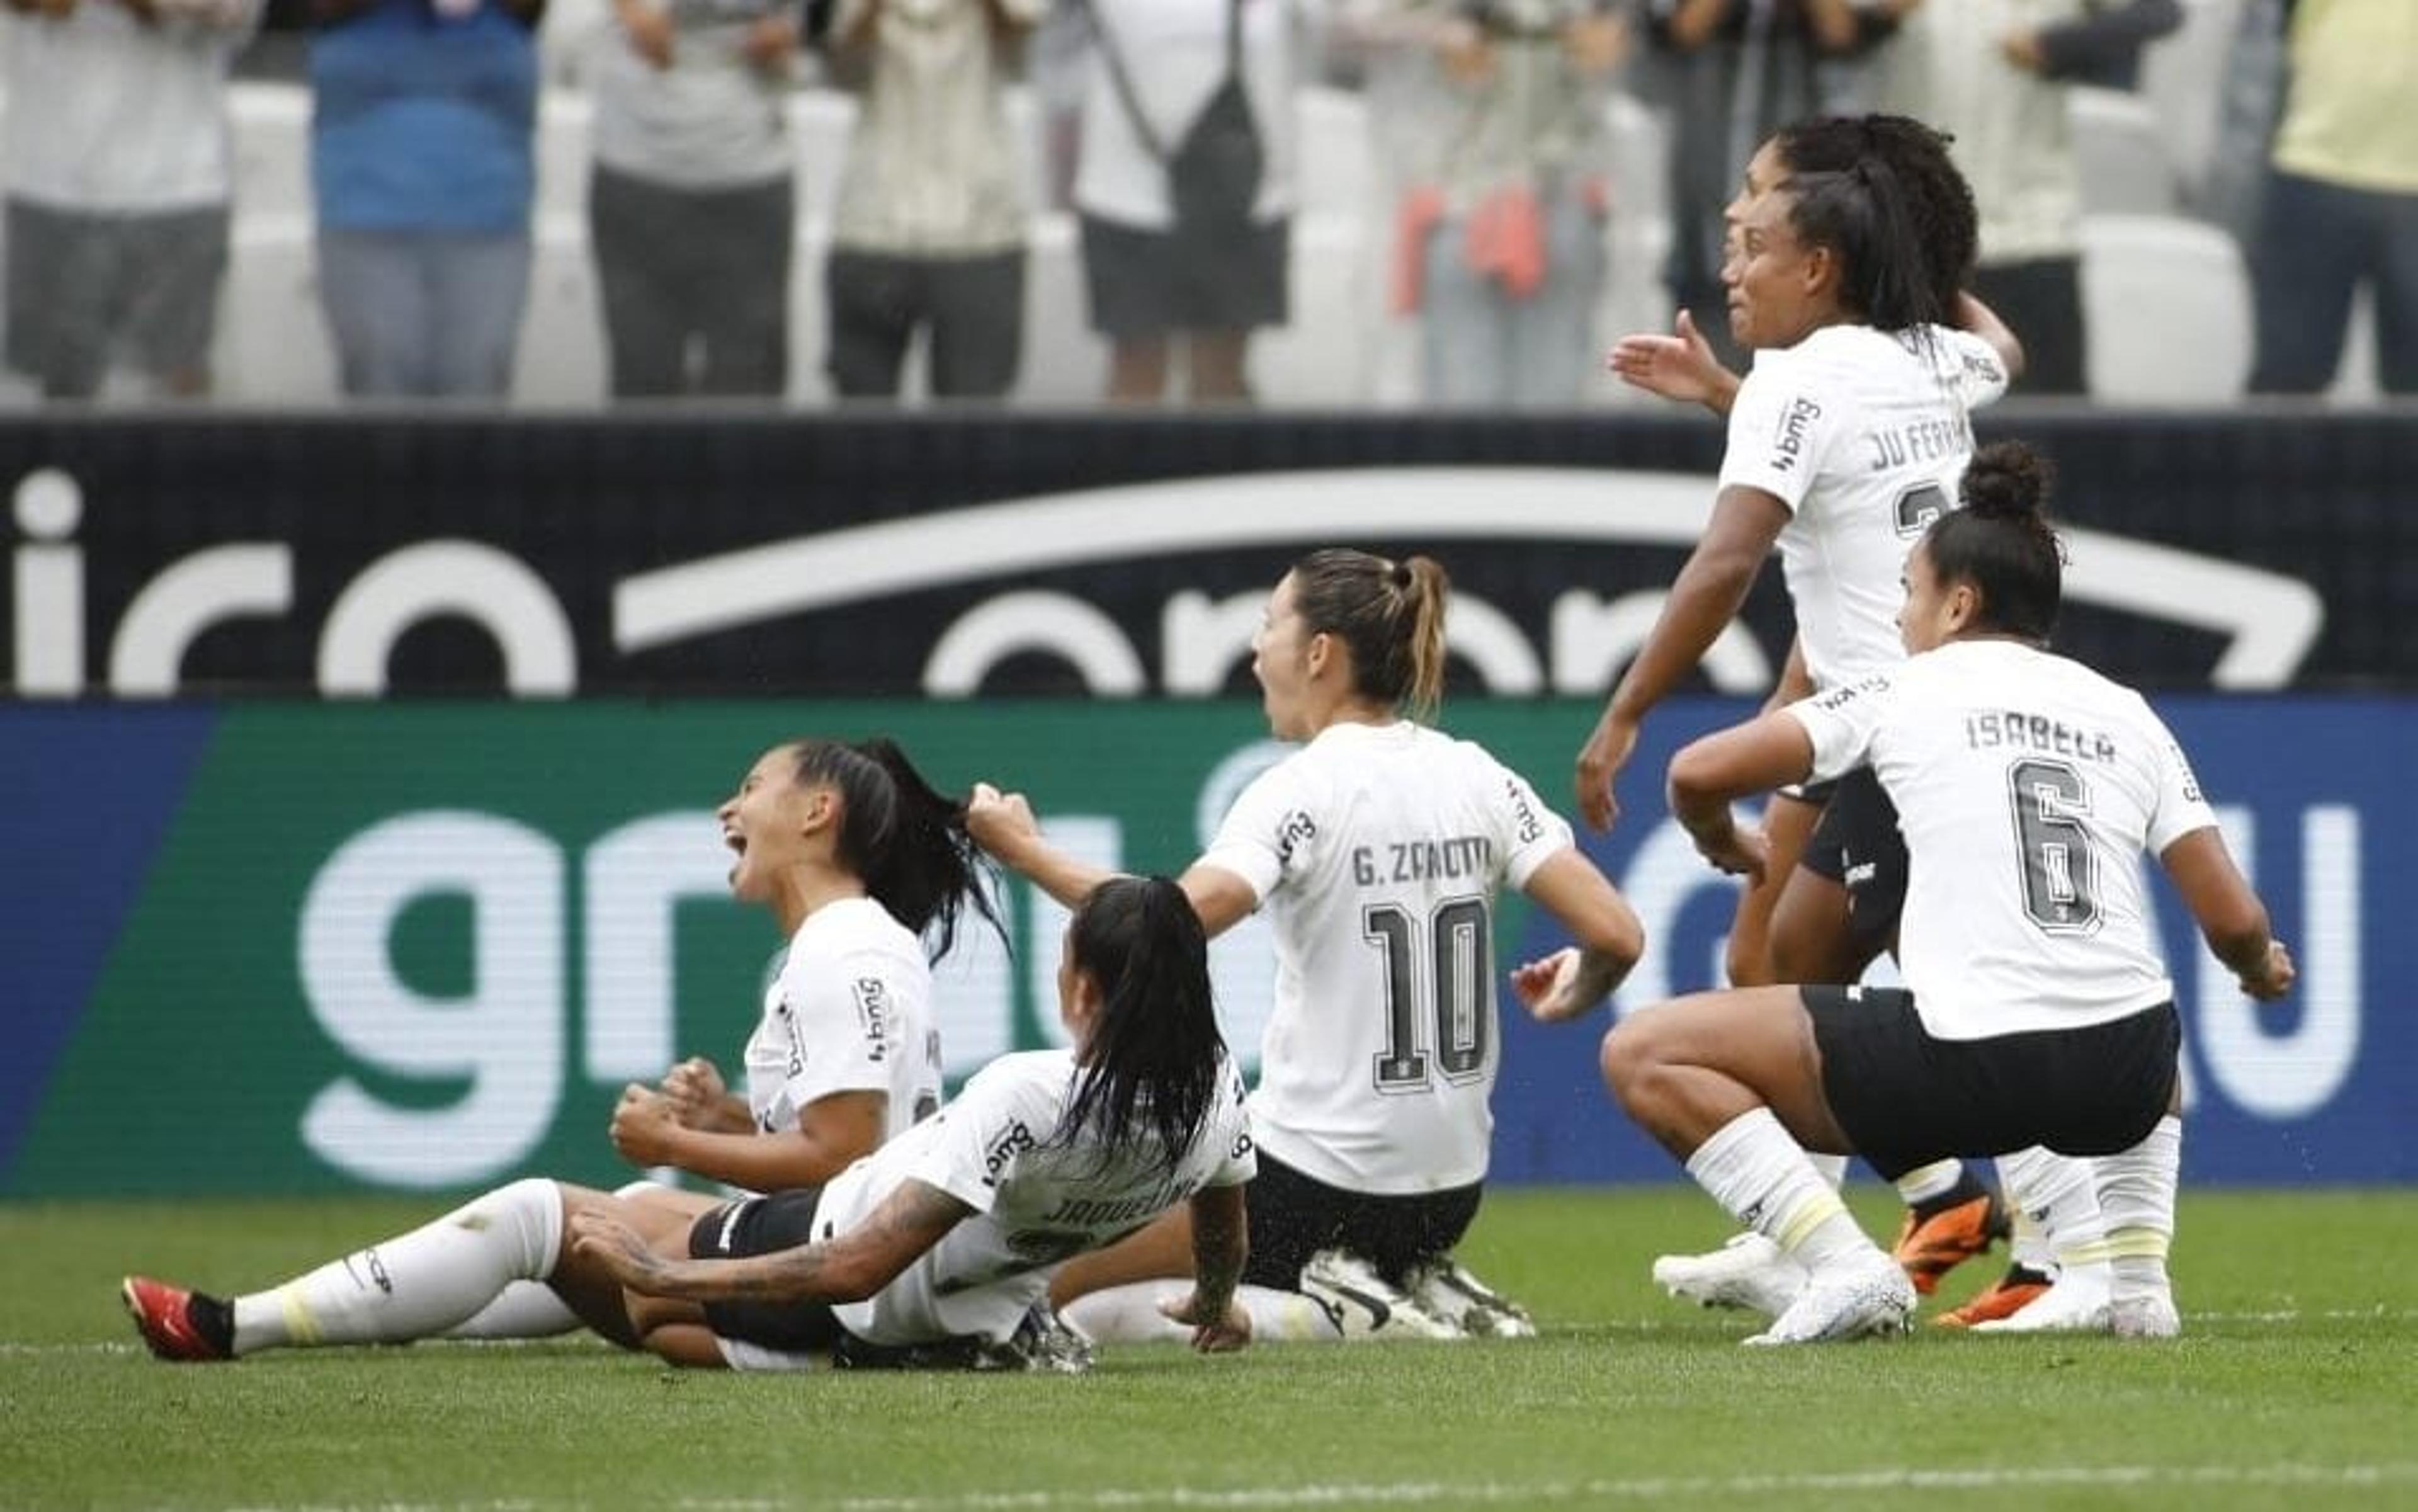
[1224,721,1570,1195]
[1724,323,2011,690]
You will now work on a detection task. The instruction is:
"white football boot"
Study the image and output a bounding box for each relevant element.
[1652,1232,1808,1319]
[1743,1248,1916,1346]
[1299,1249,1463,1339]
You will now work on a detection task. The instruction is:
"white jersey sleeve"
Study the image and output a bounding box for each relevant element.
[1717,349,1851,513]
[741,898,943,1145]
[1783,671,1897,784]
[1491,761,1574,889]
[1934,326,2012,411]
[2137,698,2220,853]
[763,952,916,1121]
[1196,755,1321,906]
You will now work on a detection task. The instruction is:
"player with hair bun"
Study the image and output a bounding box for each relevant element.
[1584,114,2029,1314]
[973,547,1645,1341]
[1598,442,2293,1344]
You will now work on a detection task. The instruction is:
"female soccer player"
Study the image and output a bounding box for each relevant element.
[122,735,1001,1362]
[970,548,1645,1339]
[1599,443,2293,1344]
[1582,115,2027,1310]
[570,874,1257,1367]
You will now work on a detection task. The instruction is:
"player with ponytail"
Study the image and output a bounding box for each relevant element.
[971,547,1644,1341]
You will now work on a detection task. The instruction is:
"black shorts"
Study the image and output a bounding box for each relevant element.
[1795,767,1908,952]
[1079,213,1289,339]
[688,1188,843,1354]
[1241,1151,1483,1290]
[1806,986,2181,1181]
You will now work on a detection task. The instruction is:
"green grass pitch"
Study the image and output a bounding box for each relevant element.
[4,1187,2414,1510]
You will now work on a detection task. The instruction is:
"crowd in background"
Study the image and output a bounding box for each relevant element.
[0,0,2407,409]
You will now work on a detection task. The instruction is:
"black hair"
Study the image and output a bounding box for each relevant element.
[1052,875,1227,1176]
[785,737,1004,960]
[1286,548,1450,722]
[1773,114,1977,330]
[1921,442,2065,642]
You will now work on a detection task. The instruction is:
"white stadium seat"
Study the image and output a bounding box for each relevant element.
[2070,86,2180,215]
[227,81,311,219]
[2079,213,2251,402]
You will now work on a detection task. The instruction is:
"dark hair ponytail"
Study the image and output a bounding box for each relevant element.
[1775,114,1976,329]
[1921,442,2066,642]
[787,737,1004,960]
[1287,548,1451,722]
[1053,875,1226,1176]
[1779,156,1949,333]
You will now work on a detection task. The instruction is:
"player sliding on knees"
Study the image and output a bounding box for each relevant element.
[972,549,1644,1343]
[1598,443,2293,1344]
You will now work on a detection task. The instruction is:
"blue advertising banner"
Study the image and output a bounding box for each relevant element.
[0,697,2407,1195]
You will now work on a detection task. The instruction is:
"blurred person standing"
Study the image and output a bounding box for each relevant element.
[1635,0,1887,369]
[588,0,800,399]
[1342,1,1626,408]
[308,0,544,400]
[2,0,263,401]
[2245,0,2417,397]
[818,0,1044,402]
[1872,0,2182,397]
[1072,0,1314,404]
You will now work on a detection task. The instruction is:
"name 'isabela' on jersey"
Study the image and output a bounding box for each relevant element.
[1350,836,1494,887]
[1964,710,2120,765]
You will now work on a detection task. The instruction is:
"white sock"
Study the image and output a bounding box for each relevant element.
[1806,1152,1851,1189]
[2095,1115,2182,1304]
[1686,1108,1875,1273]
[230,1178,563,1356]
[440,1179,660,1341]
[1893,1158,1965,1208]
[1995,1146,2110,1293]
[1061,1282,1344,1344]
[439,1281,581,1341]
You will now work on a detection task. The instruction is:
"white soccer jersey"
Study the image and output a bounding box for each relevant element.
[1720,324,2011,692]
[1195,720,1575,1195]
[1787,639,2217,1040]
[815,1049,1256,1347]
[741,896,943,1146]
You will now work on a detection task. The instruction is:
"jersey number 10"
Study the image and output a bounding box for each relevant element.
[1363,897,1493,1093]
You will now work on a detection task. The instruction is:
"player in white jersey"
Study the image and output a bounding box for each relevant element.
[1586,116,2028,1306]
[569,875,1258,1369]
[122,736,1003,1363]
[970,549,1643,1339]
[1598,443,2295,1344]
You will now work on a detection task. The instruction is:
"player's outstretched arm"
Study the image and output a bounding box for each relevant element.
[570,1178,972,1305]
[1511,850,1645,1020]
[2159,827,2295,1000]
[1955,291,2026,382]
[1161,1182,1252,1353]
[967,782,1119,909]
[1605,309,1742,416]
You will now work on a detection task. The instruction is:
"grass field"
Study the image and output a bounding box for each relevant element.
[4,1186,2415,1510]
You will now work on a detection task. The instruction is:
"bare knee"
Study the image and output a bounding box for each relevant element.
[1599,1015,1668,1112]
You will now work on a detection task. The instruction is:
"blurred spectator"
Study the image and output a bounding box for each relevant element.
[2,0,263,401]
[1343,1,1625,408]
[308,0,543,399]
[1072,0,1313,404]
[819,0,1043,402]
[1875,0,2182,397]
[2245,0,2416,397]
[2190,0,2286,246]
[1633,0,1885,368]
[589,0,798,399]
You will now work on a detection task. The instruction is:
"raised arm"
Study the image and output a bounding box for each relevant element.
[2159,828,2294,1000]
[968,782,1261,938]
[570,1177,971,1305]
[1575,486,1790,829]
[1955,291,2026,385]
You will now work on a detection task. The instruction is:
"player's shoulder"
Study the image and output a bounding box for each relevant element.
[953,1049,1077,1120]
